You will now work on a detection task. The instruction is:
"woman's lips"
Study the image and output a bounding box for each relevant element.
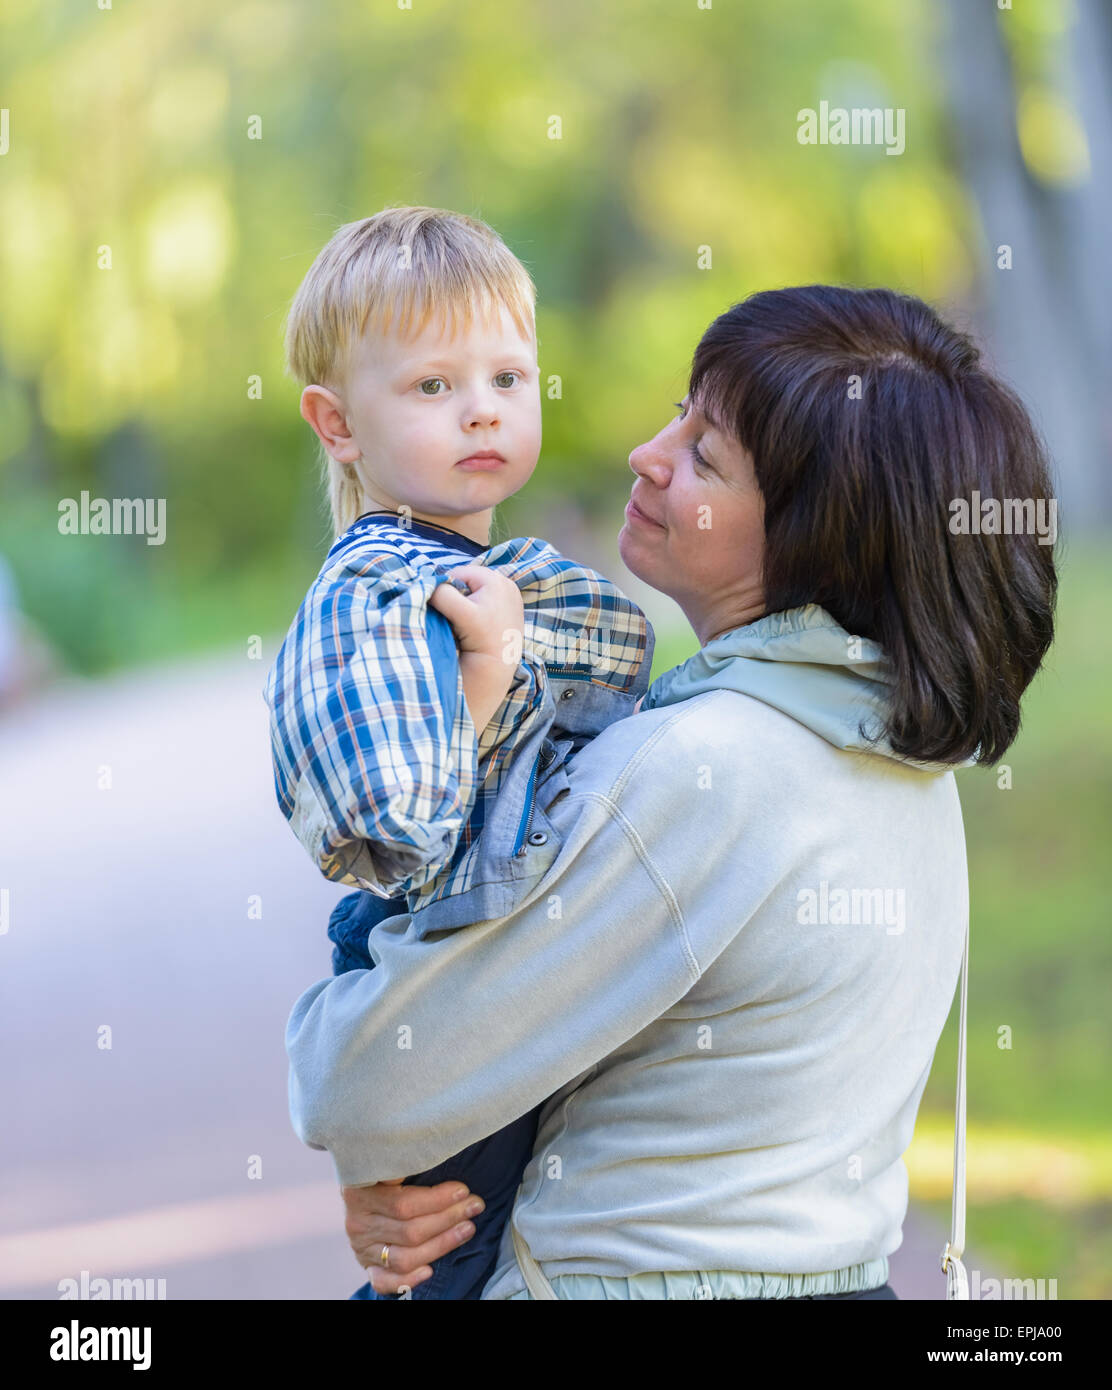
[625,498,665,528]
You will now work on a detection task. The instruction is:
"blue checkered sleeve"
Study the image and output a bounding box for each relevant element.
[264,546,479,894]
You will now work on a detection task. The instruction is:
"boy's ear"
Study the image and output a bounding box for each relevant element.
[300,384,359,463]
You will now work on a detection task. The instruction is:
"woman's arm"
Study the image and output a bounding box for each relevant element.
[285,711,769,1187]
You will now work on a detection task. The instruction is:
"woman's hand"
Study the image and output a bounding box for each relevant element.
[341,1177,486,1296]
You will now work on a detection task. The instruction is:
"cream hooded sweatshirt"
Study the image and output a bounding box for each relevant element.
[285,605,969,1299]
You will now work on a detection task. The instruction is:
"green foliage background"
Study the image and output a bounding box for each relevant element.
[0,0,1106,1293]
[1,0,980,671]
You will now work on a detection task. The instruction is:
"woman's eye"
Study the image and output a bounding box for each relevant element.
[418,378,445,395]
[494,371,520,388]
[689,442,711,472]
[674,401,711,471]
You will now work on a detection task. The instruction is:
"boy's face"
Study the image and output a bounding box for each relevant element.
[304,303,541,545]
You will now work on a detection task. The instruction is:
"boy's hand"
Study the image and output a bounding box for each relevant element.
[429,565,524,661]
[429,566,525,734]
[341,1178,485,1296]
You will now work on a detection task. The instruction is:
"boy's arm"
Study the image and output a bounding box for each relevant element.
[457,651,521,732]
[265,552,488,894]
[428,564,526,734]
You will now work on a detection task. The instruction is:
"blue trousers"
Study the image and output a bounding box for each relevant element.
[329,890,541,1301]
[784,1284,898,1300]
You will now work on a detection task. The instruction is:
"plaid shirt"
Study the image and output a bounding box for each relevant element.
[264,511,652,916]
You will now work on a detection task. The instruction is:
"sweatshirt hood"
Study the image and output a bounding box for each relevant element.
[640,604,973,772]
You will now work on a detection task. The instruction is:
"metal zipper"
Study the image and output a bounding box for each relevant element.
[513,751,542,857]
[513,740,558,857]
[512,670,589,858]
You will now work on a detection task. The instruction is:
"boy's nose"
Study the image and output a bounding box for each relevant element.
[464,393,501,429]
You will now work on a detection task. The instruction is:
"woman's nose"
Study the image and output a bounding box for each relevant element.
[629,431,671,483]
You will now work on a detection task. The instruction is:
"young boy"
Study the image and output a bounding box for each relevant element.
[265,206,655,1299]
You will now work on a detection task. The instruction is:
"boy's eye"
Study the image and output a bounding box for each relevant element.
[418,378,445,395]
[494,370,520,388]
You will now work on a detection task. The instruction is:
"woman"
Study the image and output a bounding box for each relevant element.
[286,285,1057,1300]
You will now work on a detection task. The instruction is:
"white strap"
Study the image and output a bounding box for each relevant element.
[940,917,970,1299]
[511,1209,558,1300]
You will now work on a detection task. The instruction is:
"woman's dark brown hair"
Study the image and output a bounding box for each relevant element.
[688,285,1058,765]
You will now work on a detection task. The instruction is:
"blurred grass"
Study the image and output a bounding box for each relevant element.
[0,489,319,677]
[647,537,1112,1296]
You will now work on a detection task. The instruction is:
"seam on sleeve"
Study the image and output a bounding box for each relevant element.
[605,694,724,805]
[575,790,702,985]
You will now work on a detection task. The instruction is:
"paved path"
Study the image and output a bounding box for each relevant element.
[0,649,967,1299]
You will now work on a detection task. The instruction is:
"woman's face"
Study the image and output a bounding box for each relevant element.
[618,395,767,645]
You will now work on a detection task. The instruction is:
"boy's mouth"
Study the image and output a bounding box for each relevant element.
[456,450,507,470]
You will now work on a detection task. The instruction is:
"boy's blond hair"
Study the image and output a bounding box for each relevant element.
[284,206,538,536]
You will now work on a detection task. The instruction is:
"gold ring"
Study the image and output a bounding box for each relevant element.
[380,1244,390,1269]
